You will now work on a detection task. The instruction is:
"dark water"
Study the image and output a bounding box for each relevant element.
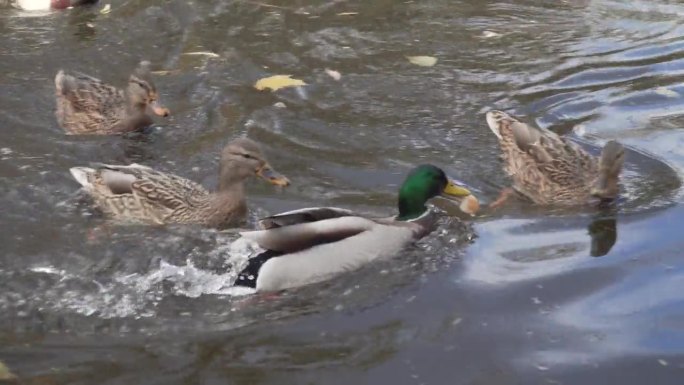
[1,0,684,383]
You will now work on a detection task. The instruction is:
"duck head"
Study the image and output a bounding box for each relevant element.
[397,164,478,220]
[127,61,170,118]
[590,140,625,202]
[218,138,290,191]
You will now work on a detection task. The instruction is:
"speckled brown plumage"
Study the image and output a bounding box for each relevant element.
[485,110,624,205]
[69,138,290,228]
[55,61,169,135]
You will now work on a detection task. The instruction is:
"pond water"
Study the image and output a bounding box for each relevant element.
[1,0,684,383]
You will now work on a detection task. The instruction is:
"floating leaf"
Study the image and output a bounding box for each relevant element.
[406,55,438,67]
[482,30,501,38]
[151,70,179,76]
[0,361,17,380]
[655,87,679,98]
[181,51,220,58]
[99,3,111,14]
[254,75,307,91]
[325,68,341,81]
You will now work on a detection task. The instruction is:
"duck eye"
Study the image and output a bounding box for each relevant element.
[241,153,254,159]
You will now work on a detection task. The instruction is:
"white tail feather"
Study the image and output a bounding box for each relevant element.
[55,70,65,92]
[485,111,504,140]
[69,167,95,189]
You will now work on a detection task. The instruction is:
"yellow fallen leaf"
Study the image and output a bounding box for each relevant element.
[406,55,438,67]
[100,3,111,14]
[182,51,220,58]
[0,361,17,380]
[254,75,307,91]
[655,87,679,98]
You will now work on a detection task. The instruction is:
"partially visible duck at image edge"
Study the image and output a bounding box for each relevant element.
[14,0,97,11]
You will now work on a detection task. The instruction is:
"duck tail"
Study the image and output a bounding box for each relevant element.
[69,167,96,189]
[55,70,66,94]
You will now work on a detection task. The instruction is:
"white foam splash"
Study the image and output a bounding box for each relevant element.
[16,237,260,319]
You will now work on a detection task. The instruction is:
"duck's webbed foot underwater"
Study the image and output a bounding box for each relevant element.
[488,187,515,209]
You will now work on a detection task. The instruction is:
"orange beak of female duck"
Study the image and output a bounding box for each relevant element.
[256,164,290,187]
[150,100,170,117]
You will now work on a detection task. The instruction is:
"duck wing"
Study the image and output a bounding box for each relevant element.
[257,207,356,229]
[71,164,209,222]
[508,119,598,186]
[243,207,373,253]
[247,219,418,292]
[103,164,209,211]
[56,71,124,117]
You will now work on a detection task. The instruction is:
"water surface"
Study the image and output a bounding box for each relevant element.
[1,0,684,383]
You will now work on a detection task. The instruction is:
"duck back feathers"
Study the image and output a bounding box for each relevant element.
[485,110,624,205]
[235,207,432,292]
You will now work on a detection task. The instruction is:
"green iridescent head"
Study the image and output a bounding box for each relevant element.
[396,164,472,220]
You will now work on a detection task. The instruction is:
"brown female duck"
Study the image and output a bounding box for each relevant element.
[69,138,290,228]
[485,110,625,207]
[55,61,170,135]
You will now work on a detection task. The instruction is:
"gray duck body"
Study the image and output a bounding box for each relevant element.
[234,207,437,292]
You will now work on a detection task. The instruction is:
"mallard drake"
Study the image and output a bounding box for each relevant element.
[55,61,170,135]
[69,138,290,228]
[232,164,479,292]
[485,110,625,207]
[14,0,96,11]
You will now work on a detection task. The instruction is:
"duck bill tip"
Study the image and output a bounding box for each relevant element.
[257,166,290,187]
[150,101,170,117]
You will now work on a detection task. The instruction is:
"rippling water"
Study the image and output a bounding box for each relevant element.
[1,0,684,383]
